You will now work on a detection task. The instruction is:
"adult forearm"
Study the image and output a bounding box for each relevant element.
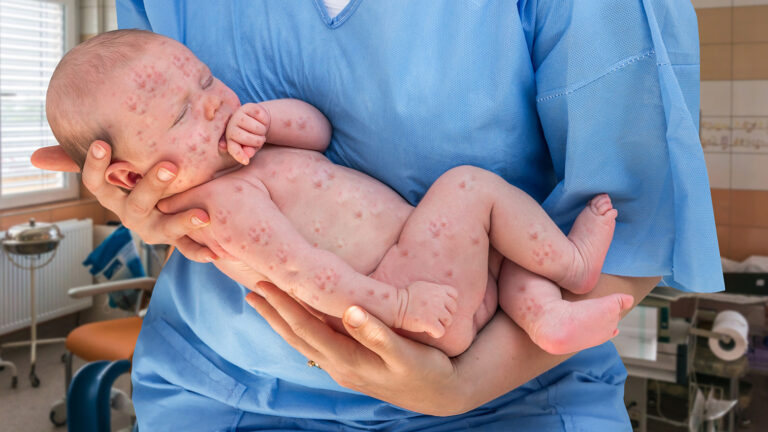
[450,272,659,413]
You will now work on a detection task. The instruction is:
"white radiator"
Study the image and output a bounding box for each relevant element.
[0,218,93,335]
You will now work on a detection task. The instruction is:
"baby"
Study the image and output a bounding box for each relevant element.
[47,30,633,356]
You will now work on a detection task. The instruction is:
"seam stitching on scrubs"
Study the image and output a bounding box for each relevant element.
[536,50,656,103]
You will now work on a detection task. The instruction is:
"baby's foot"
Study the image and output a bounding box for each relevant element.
[559,194,617,294]
[528,293,633,355]
[397,281,458,338]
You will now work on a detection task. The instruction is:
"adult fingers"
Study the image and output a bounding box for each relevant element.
[245,290,326,364]
[123,161,178,223]
[30,146,80,172]
[81,141,125,211]
[342,306,410,368]
[175,236,217,263]
[157,209,210,240]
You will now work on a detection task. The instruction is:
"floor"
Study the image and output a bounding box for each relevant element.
[1,315,766,432]
[0,317,132,432]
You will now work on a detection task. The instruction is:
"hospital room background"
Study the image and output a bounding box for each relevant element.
[0,0,767,431]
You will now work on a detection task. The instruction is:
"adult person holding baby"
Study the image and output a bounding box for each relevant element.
[34,1,723,430]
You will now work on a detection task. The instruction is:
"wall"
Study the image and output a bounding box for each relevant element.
[694,0,768,260]
[0,1,118,231]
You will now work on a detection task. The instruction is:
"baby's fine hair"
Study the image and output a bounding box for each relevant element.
[46,29,163,168]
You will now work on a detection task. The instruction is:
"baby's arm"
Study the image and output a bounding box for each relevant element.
[226,99,331,164]
[176,174,457,338]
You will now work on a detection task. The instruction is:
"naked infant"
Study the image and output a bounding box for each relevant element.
[46,30,633,356]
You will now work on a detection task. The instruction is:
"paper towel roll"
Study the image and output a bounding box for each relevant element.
[708,310,749,361]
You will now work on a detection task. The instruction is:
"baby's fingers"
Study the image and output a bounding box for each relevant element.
[227,125,267,150]
[226,139,250,165]
[238,106,270,135]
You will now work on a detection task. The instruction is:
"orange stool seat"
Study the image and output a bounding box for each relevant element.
[65,317,143,362]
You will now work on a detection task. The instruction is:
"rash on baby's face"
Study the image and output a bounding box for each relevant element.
[98,38,242,195]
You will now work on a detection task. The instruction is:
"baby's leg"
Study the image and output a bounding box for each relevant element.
[498,260,634,355]
[435,166,615,294]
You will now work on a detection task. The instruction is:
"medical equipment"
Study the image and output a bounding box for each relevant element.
[622,289,763,432]
[0,218,64,388]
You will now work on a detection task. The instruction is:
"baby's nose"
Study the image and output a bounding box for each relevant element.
[203,95,223,121]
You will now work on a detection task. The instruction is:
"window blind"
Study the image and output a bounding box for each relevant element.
[0,0,74,207]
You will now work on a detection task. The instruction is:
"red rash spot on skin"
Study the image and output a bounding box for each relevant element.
[433,251,439,258]
[313,243,319,248]
[223,236,232,243]
[240,244,246,250]
[459,181,466,189]
[297,118,307,130]
[189,144,197,152]
[445,270,453,278]
[536,258,544,266]
[471,237,480,245]
[382,293,390,300]
[529,232,539,240]
[268,265,274,271]
[283,119,292,128]
[421,300,428,306]
[312,295,319,302]
[276,248,288,264]
[215,209,228,225]
[367,289,375,296]
[314,180,323,188]
[354,211,363,219]
[400,249,408,257]
[429,221,441,238]
[533,250,540,257]
[520,286,526,292]
[314,268,339,291]
[235,185,243,192]
[248,223,273,247]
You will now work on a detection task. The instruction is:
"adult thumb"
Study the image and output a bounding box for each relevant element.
[343,306,401,361]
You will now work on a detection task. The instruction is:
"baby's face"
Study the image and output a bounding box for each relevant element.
[100,37,241,194]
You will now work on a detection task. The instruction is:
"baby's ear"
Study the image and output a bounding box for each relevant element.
[105,161,143,190]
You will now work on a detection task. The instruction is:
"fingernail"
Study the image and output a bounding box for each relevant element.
[91,145,106,159]
[346,306,366,328]
[157,168,176,181]
[191,216,209,226]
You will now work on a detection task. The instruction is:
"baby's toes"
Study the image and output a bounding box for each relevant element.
[590,194,613,215]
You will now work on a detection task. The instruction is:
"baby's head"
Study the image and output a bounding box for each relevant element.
[47,29,241,194]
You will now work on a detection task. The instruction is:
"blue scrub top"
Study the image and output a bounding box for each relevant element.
[121,1,724,430]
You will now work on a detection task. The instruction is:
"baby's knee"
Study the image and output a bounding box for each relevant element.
[438,165,499,193]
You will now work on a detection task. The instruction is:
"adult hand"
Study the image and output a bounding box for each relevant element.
[245,281,468,417]
[31,142,216,262]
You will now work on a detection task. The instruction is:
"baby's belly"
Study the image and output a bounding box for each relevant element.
[252,147,413,274]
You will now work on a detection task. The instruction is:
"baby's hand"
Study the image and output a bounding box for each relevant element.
[225,103,271,165]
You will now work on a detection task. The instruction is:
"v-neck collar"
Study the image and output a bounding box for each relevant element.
[312,0,363,29]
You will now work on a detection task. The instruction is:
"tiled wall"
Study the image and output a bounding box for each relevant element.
[695,0,768,260]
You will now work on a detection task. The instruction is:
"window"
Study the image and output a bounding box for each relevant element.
[0,0,77,210]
